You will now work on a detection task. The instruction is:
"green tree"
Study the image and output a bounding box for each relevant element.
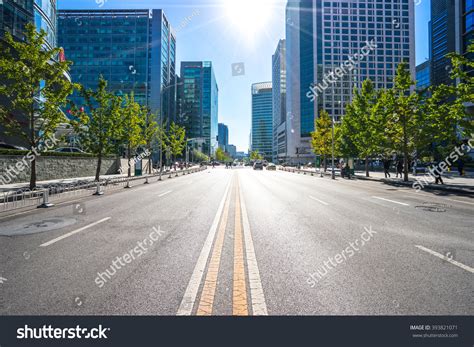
[192,149,210,163]
[311,110,340,172]
[382,63,424,181]
[142,108,160,174]
[120,93,145,177]
[70,76,123,182]
[0,24,76,189]
[341,79,382,177]
[249,150,263,161]
[166,122,186,161]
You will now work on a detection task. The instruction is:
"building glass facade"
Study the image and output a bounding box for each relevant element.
[58,9,176,127]
[416,60,431,90]
[179,61,218,157]
[251,82,273,161]
[286,0,415,164]
[272,39,287,163]
[218,123,229,151]
[1,0,56,49]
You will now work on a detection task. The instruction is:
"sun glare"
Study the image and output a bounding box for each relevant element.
[223,0,275,40]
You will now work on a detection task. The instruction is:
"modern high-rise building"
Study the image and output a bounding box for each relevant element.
[251,82,273,161]
[272,39,287,164]
[285,0,415,164]
[227,144,237,159]
[416,61,431,90]
[1,0,59,146]
[1,0,57,49]
[179,61,219,157]
[430,0,462,86]
[218,123,229,151]
[58,9,177,127]
[463,0,473,62]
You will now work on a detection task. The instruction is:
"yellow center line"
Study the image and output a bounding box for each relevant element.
[233,178,249,316]
[196,177,233,316]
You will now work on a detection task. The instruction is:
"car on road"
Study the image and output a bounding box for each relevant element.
[53,147,87,154]
[253,161,264,170]
[0,142,27,150]
[267,163,277,171]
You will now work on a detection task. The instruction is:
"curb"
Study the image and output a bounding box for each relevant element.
[355,175,474,195]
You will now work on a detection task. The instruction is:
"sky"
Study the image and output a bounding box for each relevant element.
[58,0,431,153]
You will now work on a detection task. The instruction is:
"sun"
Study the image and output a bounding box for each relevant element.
[222,0,276,41]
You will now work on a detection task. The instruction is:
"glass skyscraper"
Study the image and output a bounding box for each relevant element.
[285,0,415,164]
[1,0,57,48]
[179,61,219,157]
[218,123,229,151]
[0,0,58,146]
[251,82,273,161]
[58,9,177,127]
[272,39,287,163]
[416,60,431,90]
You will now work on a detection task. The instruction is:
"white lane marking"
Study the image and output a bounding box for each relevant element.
[446,198,474,206]
[415,245,474,274]
[177,177,232,316]
[158,190,173,197]
[40,217,111,247]
[372,196,409,206]
[239,178,268,315]
[309,196,329,206]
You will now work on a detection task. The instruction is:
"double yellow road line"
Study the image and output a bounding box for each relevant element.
[178,173,267,316]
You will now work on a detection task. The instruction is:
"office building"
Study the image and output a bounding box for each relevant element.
[285,0,415,164]
[218,123,229,151]
[251,82,273,161]
[416,60,431,90]
[58,9,177,127]
[272,39,287,163]
[179,61,219,157]
[0,0,59,146]
[227,144,237,159]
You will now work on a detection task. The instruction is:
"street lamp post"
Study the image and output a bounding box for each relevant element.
[331,114,336,180]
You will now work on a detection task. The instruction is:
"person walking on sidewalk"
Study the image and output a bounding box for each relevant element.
[396,159,404,178]
[432,163,445,185]
[458,159,465,177]
[383,159,391,178]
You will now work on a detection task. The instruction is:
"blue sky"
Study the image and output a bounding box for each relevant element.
[59,0,431,153]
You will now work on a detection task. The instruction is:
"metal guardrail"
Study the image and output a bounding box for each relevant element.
[0,166,207,213]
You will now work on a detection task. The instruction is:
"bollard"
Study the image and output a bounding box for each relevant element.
[125,177,131,189]
[38,189,54,208]
[144,175,150,184]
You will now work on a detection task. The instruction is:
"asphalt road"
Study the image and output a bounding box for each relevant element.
[0,167,472,316]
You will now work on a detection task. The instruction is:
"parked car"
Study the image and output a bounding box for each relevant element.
[53,147,87,154]
[267,163,277,171]
[253,161,264,170]
[0,142,27,150]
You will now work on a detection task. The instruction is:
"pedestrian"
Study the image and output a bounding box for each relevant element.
[396,159,403,178]
[432,163,444,185]
[383,159,391,178]
[458,159,465,177]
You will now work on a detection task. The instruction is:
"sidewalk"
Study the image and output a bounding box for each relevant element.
[0,167,192,193]
[353,170,474,195]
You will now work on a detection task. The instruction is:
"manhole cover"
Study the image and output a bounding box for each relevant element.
[415,202,450,213]
[0,218,77,236]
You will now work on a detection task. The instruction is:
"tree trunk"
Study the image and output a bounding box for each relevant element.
[403,119,409,182]
[127,143,132,178]
[323,156,327,172]
[365,156,370,177]
[95,154,102,182]
[30,155,37,190]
